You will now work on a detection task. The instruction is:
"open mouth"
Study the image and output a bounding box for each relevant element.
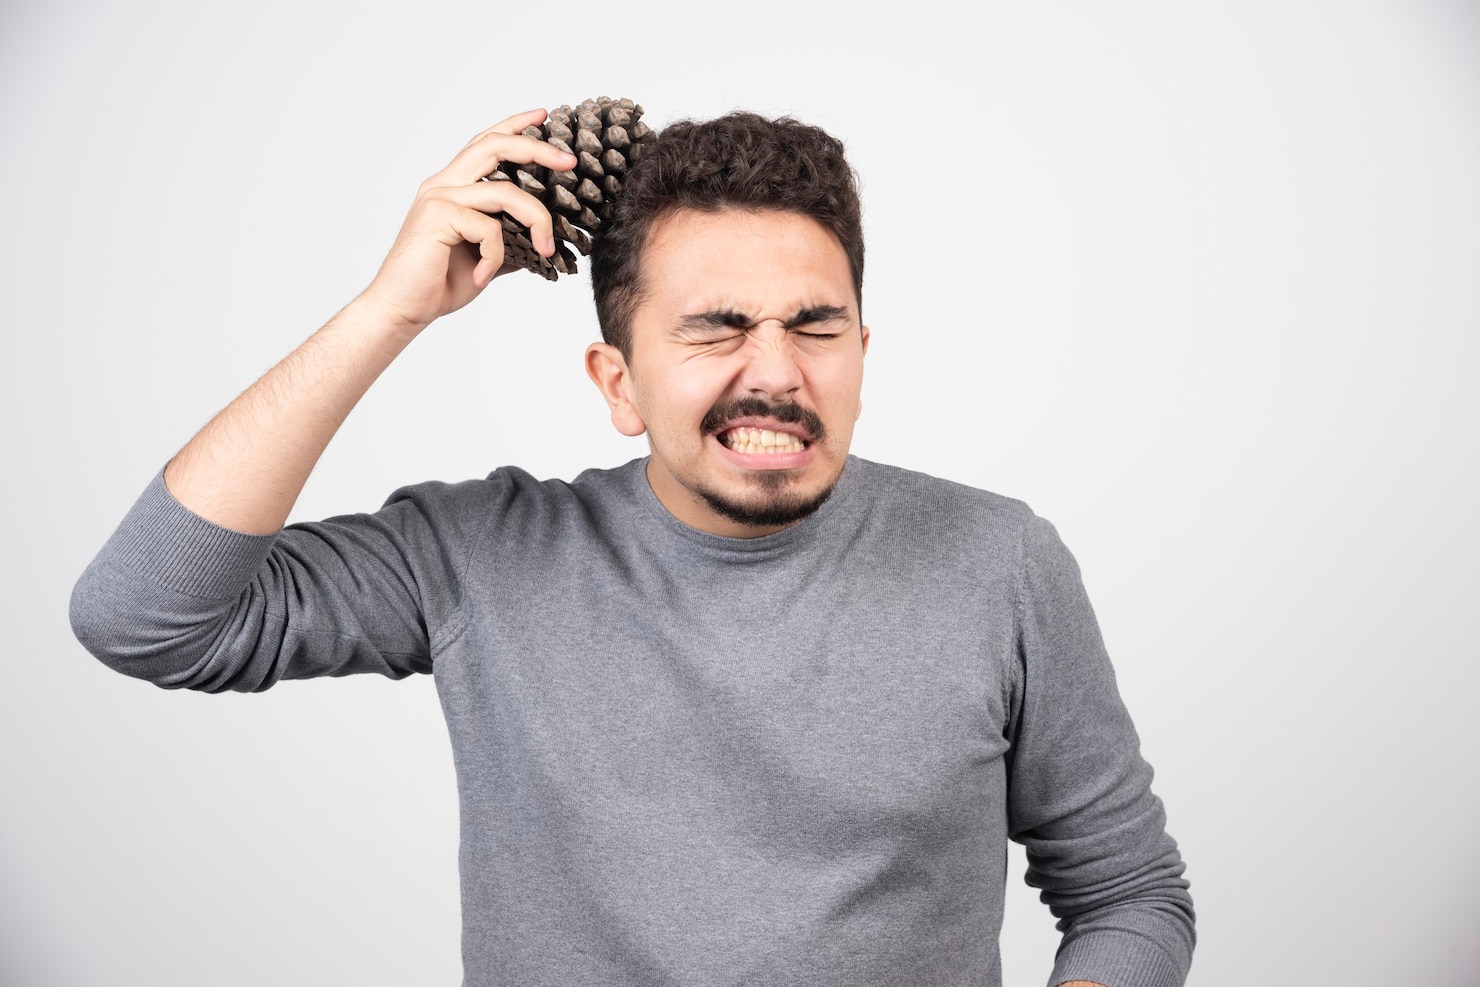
[703,398,825,462]
[718,426,808,455]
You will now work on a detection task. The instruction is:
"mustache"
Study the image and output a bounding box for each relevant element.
[701,396,827,442]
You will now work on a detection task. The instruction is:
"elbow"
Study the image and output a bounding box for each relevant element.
[1027,813,1196,972]
[70,567,187,685]
[1045,848,1197,973]
[69,560,142,677]
[69,560,257,691]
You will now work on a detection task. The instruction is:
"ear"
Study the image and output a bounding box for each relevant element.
[585,342,647,437]
[856,324,870,420]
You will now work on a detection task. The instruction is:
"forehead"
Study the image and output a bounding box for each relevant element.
[633,208,857,324]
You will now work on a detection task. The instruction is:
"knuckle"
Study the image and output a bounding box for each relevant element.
[416,175,448,200]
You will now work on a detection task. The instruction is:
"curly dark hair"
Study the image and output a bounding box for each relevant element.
[589,112,864,355]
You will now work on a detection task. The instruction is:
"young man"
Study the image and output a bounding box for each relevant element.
[73,109,1194,986]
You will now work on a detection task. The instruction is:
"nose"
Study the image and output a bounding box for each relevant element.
[738,323,803,401]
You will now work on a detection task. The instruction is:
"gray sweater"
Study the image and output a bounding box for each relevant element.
[71,456,1194,986]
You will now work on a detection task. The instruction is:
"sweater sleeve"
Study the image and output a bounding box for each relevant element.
[1006,515,1195,987]
[69,471,477,692]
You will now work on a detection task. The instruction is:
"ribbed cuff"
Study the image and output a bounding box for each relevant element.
[102,470,279,599]
[1050,930,1187,987]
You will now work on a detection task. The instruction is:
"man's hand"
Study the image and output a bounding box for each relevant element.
[354,109,578,336]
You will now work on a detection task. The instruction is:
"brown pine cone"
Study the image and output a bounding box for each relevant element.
[483,97,657,280]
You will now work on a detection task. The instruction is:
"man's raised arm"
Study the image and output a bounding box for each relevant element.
[70,111,578,690]
[165,110,577,534]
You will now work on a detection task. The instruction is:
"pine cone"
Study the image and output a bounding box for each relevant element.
[484,97,657,281]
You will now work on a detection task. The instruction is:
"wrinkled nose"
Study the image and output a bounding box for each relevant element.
[739,325,803,401]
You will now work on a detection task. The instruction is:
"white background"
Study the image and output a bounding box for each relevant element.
[3,1,1477,984]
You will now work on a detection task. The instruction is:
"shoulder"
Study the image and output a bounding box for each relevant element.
[372,459,644,539]
[848,457,1038,544]
[382,460,621,506]
[840,458,1073,594]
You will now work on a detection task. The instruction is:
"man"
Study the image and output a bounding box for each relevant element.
[72,108,1194,986]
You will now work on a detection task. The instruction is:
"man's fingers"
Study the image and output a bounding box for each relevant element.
[362,111,577,322]
[432,181,558,256]
[434,116,579,190]
[358,109,583,327]
[440,133,578,189]
[520,136,582,173]
[464,108,549,146]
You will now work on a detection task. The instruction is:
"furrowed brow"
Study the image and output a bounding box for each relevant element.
[675,309,756,335]
[781,305,852,329]
[673,305,853,337]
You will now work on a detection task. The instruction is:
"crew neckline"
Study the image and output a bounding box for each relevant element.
[624,455,861,559]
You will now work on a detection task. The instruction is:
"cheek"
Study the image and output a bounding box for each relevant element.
[635,372,727,434]
[811,361,866,412]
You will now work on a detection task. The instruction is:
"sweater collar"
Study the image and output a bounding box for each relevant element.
[624,455,862,560]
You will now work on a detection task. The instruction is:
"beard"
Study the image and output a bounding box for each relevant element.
[695,396,836,529]
[694,469,837,529]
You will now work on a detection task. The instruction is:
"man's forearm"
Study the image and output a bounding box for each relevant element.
[163,298,416,534]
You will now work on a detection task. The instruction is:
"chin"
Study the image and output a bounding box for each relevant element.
[695,475,836,529]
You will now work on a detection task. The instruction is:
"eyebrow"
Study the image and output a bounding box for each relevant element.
[674,305,853,335]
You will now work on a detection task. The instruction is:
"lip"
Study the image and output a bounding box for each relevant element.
[713,432,816,470]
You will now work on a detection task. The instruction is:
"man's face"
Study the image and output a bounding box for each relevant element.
[586,207,868,538]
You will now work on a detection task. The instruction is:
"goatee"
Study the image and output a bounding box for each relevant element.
[695,475,836,529]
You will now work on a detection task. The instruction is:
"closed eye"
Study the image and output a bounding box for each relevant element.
[673,304,855,343]
[674,310,750,344]
[783,305,853,339]
[685,329,747,346]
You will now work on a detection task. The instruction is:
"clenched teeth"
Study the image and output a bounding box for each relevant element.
[721,427,806,454]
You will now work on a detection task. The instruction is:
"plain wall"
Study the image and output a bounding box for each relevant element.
[3,1,1477,984]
